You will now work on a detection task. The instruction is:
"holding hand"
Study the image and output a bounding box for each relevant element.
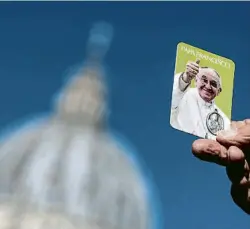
[192,119,250,214]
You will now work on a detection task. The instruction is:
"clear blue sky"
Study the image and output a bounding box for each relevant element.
[0,2,249,229]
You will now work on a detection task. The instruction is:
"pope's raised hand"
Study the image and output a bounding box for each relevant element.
[192,119,250,214]
[182,59,200,83]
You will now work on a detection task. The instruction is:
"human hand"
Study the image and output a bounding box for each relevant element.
[192,119,250,214]
[182,59,200,83]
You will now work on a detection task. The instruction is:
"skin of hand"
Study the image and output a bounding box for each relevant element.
[182,59,200,84]
[192,119,250,214]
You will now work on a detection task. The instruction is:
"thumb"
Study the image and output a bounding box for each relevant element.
[192,139,228,166]
[192,139,245,167]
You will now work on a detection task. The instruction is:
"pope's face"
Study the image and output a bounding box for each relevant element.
[195,68,221,103]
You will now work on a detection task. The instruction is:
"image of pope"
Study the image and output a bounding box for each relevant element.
[170,59,231,139]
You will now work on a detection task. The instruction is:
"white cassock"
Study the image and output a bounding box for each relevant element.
[170,73,231,140]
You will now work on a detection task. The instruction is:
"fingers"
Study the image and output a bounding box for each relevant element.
[192,139,247,166]
[192,139,229,166]
[227,159,249,185]
[228,146,250,215]
[192,138,248,182]
[186,60,200,77]
[186,66,198,76]
[186,61,199,71]
[216,120,250,148]
[231,184,250,214]
[226,146,246,186]
[192,138,250,214]
[228,145,245,163]
[192,119,250,215]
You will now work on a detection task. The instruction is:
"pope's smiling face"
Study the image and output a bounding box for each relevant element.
[195,68,221,103]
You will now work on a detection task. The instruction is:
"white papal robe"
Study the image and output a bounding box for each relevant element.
[170,73,231,140]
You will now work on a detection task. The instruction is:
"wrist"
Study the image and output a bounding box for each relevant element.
[181,72,191,84]
[179,73,191,92]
